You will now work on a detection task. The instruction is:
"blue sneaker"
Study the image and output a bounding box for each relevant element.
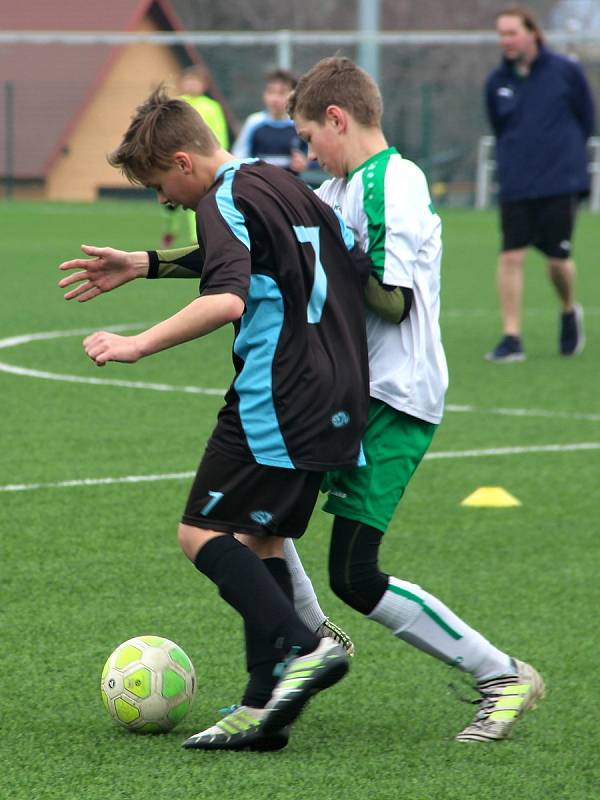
[484,335,526,362]
[560,304,585,356]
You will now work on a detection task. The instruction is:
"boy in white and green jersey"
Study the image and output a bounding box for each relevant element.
[314,145,446,531]
[318,147,446,422]
[284,56,544,743]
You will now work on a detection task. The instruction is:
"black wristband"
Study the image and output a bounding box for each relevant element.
[146,251,159,279]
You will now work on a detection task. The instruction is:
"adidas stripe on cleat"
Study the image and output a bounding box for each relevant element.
[182,704,289,751]
[456,658,545,742]
[261,637,349,736]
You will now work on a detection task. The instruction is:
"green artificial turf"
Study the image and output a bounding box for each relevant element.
[1,200,599,800]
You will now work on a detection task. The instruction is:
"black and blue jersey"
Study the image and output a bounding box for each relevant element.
[150,159,369,472]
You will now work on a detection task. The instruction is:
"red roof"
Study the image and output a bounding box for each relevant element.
[0,0,193,179]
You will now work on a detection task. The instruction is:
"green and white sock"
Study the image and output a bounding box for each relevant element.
[368,576,512,682]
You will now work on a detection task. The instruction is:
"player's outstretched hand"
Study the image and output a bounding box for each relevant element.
[58,245,148,302]
[83,331,142,367]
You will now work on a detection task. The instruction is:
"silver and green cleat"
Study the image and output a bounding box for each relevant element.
[261,637,350,736]
[456,658,545,742]
[182,704,289,752]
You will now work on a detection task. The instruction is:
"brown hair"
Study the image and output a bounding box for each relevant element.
[288,57,382,127]
[108,86,219,185]
[264,68,298,89]
[496,6,545,45]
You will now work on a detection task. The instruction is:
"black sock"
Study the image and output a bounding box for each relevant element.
[194,536,319,659]
[242,557,294,708]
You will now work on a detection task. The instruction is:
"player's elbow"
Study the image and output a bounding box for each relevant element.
[223,293,245,322]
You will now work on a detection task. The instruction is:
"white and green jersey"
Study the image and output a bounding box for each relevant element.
[316,147,448,424]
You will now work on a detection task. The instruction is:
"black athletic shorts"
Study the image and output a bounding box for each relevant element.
[181,445,323,538]
[500,193,579,259]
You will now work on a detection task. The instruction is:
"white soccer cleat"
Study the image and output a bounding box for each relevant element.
[456,658,545,742]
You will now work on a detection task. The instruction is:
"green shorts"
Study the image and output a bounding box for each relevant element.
[322,398,437,532]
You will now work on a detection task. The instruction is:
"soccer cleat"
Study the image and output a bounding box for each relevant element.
[484,335,526,362]
[182,705,289,752]
[559,304,585,356]
[261,637,349,736]
[316,617,355,657]
[455,658,545,742]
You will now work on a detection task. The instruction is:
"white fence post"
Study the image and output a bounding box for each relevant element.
[475,135,600,213]
[475,135,495,209]
[588,137,600,213]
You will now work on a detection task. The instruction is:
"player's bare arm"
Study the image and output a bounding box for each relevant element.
[84,292,244,366]
[58,245,149,302]
[59,244,204,302]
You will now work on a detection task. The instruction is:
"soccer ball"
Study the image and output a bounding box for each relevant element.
[101,635,196,734]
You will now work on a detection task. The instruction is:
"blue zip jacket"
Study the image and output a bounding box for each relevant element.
[485,46,595,201]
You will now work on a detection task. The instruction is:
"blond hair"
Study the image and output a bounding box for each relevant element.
[288,57,382,127]
[108,86,218,185]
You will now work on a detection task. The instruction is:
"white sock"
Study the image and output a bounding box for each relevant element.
[368,576,512,682]
[283,538,327,631]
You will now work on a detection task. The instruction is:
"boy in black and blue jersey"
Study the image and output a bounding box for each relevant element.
[64,88,369,750]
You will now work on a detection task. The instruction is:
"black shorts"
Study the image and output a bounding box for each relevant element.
[500,194,579,259]
[181,445,323,538]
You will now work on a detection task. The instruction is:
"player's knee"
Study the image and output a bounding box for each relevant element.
[329,562,388,615]
[547,257,573,274]
[328,570,359,610]
[177,523,217,561]
[177,523,195,559]
[235,532,284,559]
[500,249,525,270]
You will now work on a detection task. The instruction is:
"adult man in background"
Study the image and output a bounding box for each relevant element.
[484,6,595,362]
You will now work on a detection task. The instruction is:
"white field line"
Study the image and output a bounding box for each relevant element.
[441,306,600,318]
[446,404,600,423]
[424,442,600,459]
[0,471,196,493]
[0,323,151,350]
[0,324,226,396]
[0,362,226,396]
[1,442,599,493]
[1,325,599,421]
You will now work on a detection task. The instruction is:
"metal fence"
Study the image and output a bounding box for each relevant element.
[2,29,600,205]
[475,136,600,211]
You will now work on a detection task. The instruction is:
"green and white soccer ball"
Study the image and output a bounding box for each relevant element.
[101,635,196,734]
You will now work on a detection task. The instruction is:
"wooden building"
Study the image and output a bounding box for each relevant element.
[0,0,228,200]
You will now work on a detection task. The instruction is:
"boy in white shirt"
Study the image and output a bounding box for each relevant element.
[284,56,544,743]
